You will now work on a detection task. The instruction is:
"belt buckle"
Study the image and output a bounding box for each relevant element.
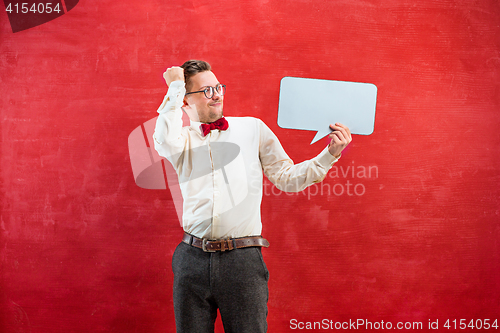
[202,239,216,253]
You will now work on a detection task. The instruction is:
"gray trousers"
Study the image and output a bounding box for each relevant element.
[172,241,269,333]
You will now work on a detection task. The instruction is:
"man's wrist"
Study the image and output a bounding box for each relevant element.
[328,146,342,159]
[169,80,185,87]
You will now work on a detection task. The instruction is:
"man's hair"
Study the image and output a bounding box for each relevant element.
[181,60,211,92]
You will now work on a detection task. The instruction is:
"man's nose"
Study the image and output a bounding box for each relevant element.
[212,91,222,99]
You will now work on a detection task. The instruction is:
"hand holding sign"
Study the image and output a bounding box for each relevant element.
[327,123,352,157]
[277,77,377,144]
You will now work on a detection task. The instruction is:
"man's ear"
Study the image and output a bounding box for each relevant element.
[181,97,199,122]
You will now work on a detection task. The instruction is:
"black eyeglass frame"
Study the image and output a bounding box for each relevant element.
[185,83,226,99]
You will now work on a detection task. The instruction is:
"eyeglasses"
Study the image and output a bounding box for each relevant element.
[185,83,226,99]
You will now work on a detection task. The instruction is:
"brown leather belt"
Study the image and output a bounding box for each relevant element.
[182,232,270,252]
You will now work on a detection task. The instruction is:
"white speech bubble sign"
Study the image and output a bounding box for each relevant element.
[277,77,377,144]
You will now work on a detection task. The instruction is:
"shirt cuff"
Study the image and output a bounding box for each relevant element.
[316,147,341,168]
[169,80,185,90]
[157,80,186,114]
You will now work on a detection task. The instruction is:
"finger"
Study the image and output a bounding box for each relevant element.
[335,125,352,142]
[329,124,346,137]
[336,123,352,141]
[328,131,346,144]
[337,127,351,143]
[329,128,347,141]
[331,123,352,141]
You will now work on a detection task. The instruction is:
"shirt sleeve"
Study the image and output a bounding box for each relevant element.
[153,80,187,167]
[258,119,340,192]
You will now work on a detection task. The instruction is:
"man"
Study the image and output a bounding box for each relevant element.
[153,60,351,333]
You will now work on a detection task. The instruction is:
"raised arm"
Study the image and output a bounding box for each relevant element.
[153,67,189,167]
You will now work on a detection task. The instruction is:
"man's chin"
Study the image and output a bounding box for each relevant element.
[212,108,224,119]
[202,111,223,123]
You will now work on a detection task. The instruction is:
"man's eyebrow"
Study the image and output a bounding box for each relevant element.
[199,82,220,89]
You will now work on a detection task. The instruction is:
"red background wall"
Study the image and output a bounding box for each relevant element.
[1,0,499,332]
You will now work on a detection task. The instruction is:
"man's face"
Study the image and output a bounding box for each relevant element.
[183,71,224,123]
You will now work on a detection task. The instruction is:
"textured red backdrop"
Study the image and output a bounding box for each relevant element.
[1,0,499,332]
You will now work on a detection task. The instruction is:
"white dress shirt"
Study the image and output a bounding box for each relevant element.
[153,80,340,239]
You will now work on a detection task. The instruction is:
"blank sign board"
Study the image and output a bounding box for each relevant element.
[277,77,378,144]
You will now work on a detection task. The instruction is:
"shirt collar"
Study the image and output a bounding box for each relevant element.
[189,119,203,136]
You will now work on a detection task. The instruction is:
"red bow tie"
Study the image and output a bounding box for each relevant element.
[200,117,229,136]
